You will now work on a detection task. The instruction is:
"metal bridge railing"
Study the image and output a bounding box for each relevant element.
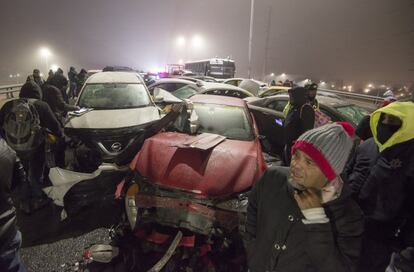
[0,83,23,99]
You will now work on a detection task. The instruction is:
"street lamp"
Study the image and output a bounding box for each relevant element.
[39,47,52,72]
[191,35,203,49]
[270,73,275,76]
[176,36,186,47]
[281,73,286,77]
[364,88,370,93]
[50,64,59,72]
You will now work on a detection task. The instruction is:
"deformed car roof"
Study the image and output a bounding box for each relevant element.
[189,94,248,107]
[85,71,144,84]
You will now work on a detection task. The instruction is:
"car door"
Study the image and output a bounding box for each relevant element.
[248,104,285,156]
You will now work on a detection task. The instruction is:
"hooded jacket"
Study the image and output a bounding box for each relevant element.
[360,102,414,224]
[284,87,315,147]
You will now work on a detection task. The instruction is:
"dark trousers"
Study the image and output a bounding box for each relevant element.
[0,231,27,272]
[19,143,46,201]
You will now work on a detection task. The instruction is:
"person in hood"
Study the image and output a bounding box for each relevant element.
[49,68,69,103]
[283,87,315,165]
[47,69,54,83]
[0,138,27,271]
[357,101,414,271]
[245,122,364,272]
[0,81,62,213]
[68,66,78,99]
[305,82,320,110]
[26,69,44,87]
[76,68,87,95]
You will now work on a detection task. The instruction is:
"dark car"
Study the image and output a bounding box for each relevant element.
[247,94,371,155]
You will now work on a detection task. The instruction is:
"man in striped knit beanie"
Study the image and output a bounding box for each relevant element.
[245,122,364,272]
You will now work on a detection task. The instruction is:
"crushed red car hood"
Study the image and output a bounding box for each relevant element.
[131,132,263,197]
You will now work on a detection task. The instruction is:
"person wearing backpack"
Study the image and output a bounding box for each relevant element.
[283,87,315,165]
[0,81,62,213]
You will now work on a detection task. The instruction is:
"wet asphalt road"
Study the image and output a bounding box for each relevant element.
[21,228,110,272]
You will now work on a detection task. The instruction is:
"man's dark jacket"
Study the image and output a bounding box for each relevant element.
[245,166,364,272]
[0,139,26,252]
[343,138,379,195]
[49,72,69,102]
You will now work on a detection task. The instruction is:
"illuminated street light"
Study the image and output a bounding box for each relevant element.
[331,85,335,88]
[176,36,186,47]
[368,84,373,88]
[39,47,52,72]
[178,59,184,65]
[9,74,13,78]
[191,35,203,49]
[50,64,59,72]
[364,88,371,93]
[270,73,275,76]
[281,73,286,77]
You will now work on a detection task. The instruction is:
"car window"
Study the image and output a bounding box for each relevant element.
[267,100,288,112]
[335,105,370,126]
[78,83,151,109]
[204,89,249,98]
[171,85,198,99]
[171,103,254,141]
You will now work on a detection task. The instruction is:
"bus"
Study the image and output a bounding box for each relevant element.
[184,58,235,79]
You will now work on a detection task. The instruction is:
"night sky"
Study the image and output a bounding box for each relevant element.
[0,0,413,84]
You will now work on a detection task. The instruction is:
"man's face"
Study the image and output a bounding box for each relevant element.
[308,89,317,100]
[289,150,328,190]
[34,71,40,77]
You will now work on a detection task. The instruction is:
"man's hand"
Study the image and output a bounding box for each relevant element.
[294,189,322,210]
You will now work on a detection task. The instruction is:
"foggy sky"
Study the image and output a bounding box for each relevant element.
[0,0,413,84]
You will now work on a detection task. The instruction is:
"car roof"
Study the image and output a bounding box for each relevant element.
[86,71,143,84]
[190,94,247,107]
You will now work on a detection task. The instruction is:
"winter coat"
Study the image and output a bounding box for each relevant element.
[0,138,26,252]
[42,83,79,118]
[284,87,315,147]
[0,82,62,138]
[245,166,364,272]
[343,138,379,195]
[359,102,414,241]
[49,73,69,102]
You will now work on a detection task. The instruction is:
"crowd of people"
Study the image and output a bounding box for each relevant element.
[0,71,413,271]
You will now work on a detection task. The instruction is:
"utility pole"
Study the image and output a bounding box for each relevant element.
[248,0,255,79]
[262,5,272,80]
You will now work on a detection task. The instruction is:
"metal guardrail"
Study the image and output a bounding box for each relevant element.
[319,88,384,105]
[0,83,23,99]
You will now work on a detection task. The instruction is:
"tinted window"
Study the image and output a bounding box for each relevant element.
[267,99,288,112]
[79,83,151,109]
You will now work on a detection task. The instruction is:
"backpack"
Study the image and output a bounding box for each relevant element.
[3,99,43,154]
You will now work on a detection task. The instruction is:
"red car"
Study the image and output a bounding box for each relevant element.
[122,94,266,270]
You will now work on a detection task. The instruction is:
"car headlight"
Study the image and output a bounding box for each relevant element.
[125,184,139,230]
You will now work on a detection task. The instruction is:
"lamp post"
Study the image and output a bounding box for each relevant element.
[39,47,51,72]
[247,0,255,78]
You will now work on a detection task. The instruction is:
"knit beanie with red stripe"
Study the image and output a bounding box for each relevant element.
[291,122,355,181]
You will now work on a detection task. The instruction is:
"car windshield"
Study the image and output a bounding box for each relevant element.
[170,103,254,141]
[335,105,370,126]
[78,83,151,109]
[171,85,198,99]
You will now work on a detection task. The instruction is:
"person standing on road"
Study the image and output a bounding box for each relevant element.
[0,138,27,272]
[26,69,44,87]
[68,66,78,99]
[49,68,69,103]
[283,86,315,165]
[0,81,62,213]
[357,101,414,272]
[76,68,88,96]
[245,122,364,272]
